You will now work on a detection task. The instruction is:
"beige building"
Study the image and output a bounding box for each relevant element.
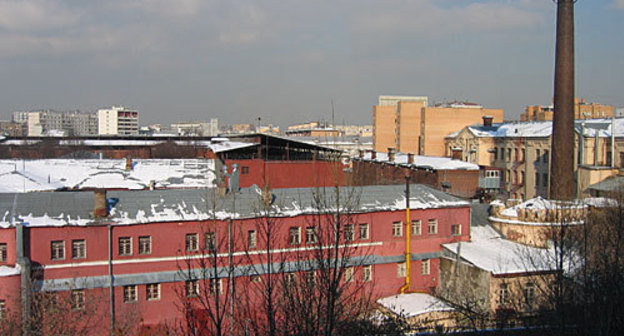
[521,98,614,122]
[373,96,503,156]
[445,118,624,200]
[98,106,139,136]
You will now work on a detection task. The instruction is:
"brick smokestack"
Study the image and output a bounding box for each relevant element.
[550,0,576,200]
[94,189,108,218]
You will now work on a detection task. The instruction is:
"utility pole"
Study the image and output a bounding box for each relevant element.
[550,0,576,200]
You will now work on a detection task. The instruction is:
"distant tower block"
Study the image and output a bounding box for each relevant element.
[550,0,576,200]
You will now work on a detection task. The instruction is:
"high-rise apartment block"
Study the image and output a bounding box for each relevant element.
[98,106,139,135]
[12,110,98,136]
[373,96,503,156]
[170,119,219,136]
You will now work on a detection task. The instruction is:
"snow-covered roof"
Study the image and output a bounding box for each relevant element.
[451,118,624,139]
[377,293,453,318]
[360,152,479,171]
[442,226,556,275]
[0,184,469,228]
[0,159,216,193]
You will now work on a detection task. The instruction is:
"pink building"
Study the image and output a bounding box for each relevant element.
[0,184,470,334]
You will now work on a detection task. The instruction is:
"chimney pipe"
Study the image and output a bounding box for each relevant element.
[125,156,133,171]
[482,116,493,127]
[388,147,395,162]
[94,189,108,218]
[407,153,414,164]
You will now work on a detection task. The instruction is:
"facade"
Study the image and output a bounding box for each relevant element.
[0,184,471,334]
[12,110,98,136]
[170,119,219,136]
[521,98,615,122]
[351,150,481,199]
[0,121,26,137]
[373,96,504,156]
[445,118,624,200]
[98,106,139,136]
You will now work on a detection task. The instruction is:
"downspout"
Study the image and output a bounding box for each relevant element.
[594,131,599,167]
[577,123,585,198]
[108,224,115,332]
[400,175,411,294]
[611,117,615,168]
[14,193,32,336]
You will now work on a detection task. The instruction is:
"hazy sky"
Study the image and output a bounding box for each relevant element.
[0,0,622,127]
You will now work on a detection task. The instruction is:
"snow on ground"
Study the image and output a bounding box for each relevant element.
[377,293,453,318]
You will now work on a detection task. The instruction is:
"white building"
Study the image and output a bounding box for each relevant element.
[13,110,98,136]
[98,106,139,135]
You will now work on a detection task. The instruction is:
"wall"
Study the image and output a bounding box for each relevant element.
[397,101,425,154]
[373,105,397,153]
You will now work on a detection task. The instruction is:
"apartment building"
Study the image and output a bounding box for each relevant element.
[521,98,615,122]
[12,110,98,136]
[373,96,504,156]
[445,118,624,199]
[98,106,139,135]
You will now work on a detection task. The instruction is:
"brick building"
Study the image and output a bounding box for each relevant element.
[0,184,470,334]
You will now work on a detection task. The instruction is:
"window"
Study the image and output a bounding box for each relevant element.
[186,233,199,252]
[248,230,257,249]
[0,243,7,263]
[397,262,406,277]
[421,259,431,275]
[304,271,316,287]
[358,223,369,240]
[428,219,438,235]
[521,171,525,185]
[499,283,509,305]
[119,237,132,256]
[241,166,250,175]
[411,220,422,236]
[507,148,511,161]
[500,148,505,160]
[205,231,216,252]
[543,150,549,163]
[536,149,541,163]
[51,240,65,260]
[524,282,535,308]
[71,239,86,259]
[451,224,461,236]
[521,149,525,162]
[535,172,540,187]
[0,299,5,320]
[289,227,301,245]
[344,267,354,283]
[139,236,152,255]
[362,265,372,282]
[392,221,403,237]
[186,280,199,298]
[123,285,137,303]
[344,224,354,241]
[146,283,161,301]
[209,279,222,295]
[494,148,498,160]
[71,290,85,310]
[506,169,511,183]
[305,227,317,244]
[543,173,548,187]
[284,273,296,287]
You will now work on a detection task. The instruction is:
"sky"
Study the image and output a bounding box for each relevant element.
[0,0,622,127]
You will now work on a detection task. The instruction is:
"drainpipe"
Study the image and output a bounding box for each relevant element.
[400,175,411,294]
[611,117,615,168]
[577,123,585,198]
[108,224,115,332]
[594,131,599,166]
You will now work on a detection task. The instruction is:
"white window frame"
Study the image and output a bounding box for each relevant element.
[51,240,65,260]
[397,262,407,278]
[123,285,138,303]
[411,220,422,236]
[139,236,152,255]
[0,243,7,263]
[344,267,354,283]
[358,223,369,240]
[428,219,438,235]
[362,265,372,282]
[305,227,317,244]
[421,259,430,275]
[451,224,461,236]
[289,227,301,245]
[205,231,217,252]
[186,233,199,252]
[186,280,200,298]
[71,239,86,259]
[344,224,354,241]
[392,221,403,237]
[248,230,257,249]
[71,290,85,310]
[146,283,161,301]
[119,237,132,256]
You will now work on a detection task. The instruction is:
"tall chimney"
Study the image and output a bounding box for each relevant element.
[94,189,108,218]
[550,0,576,200]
